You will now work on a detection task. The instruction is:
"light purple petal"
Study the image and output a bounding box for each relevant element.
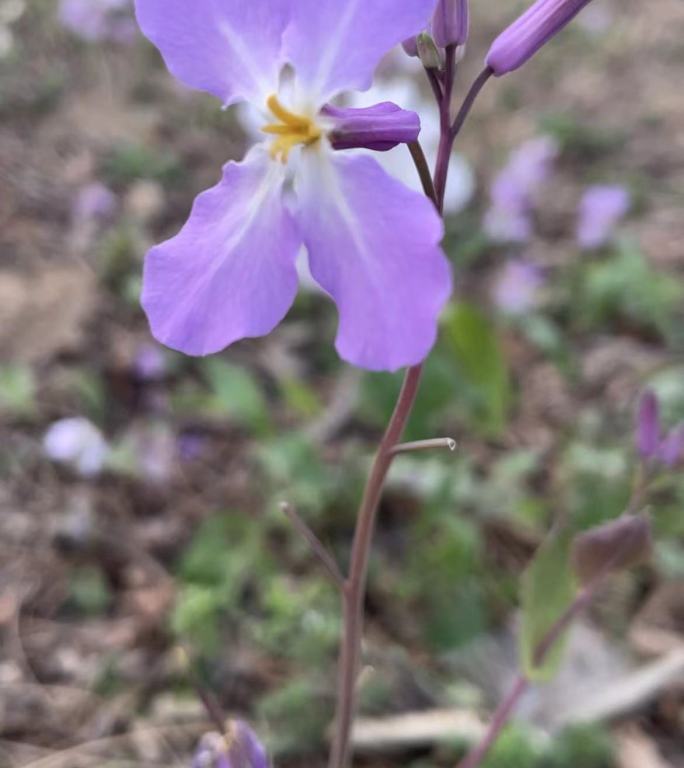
[636,390,661,460]
[134,0,289,105]
[283,0,437,102]
[295,151,451,371]
[142,150,301,356]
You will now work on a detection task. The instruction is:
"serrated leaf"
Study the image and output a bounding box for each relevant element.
[520,528,577,682]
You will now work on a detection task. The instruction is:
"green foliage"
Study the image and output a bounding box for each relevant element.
[577,241,682,338]
[101,142,182,186]
[201,358,271,434]
[67,566,111,616]
[481,725,543,768]
[520,528,577,682]
[279,377,323,418]
[172,513,272,652]
[251,576,339,664]
[544,724,614,768]
[539,113,625,160]
[257,677,332,756]
[442,302,511,434]
[256,431,361,518]
[562,442,631,530]
[0,364,36,417]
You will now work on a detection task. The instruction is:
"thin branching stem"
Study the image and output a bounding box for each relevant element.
[280,502,344,590]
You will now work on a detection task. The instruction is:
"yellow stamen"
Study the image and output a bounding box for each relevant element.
[262,94,322,162]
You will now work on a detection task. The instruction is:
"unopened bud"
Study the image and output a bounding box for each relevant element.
[322,103,420,152]
[571,515,652,586]
[416,32,443,70]
[432,0,470,48]
[486,0,594,76]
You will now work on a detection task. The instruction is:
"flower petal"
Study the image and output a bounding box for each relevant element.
[134,0,289,104]
[142,150,301,356]
[295,150,451,371]
[283,0,436,102]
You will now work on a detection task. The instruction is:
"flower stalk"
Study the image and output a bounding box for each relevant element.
[327,57,490,768]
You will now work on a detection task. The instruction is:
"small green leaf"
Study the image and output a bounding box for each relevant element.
[520,528,577,682]
[202,358,270,434]
[442,302,510,434]
[0,364,36,417]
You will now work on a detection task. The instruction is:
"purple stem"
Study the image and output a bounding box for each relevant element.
[327,58,493,768]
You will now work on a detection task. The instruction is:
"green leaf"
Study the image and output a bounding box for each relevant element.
[442,302,510,434]
[0,364,36,417]
[520,528,577,682]
[201,358,270,434]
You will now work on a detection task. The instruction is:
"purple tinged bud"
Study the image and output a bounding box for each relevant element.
[636,390,661,460]
[432,0,470,48]
[659,423,684,467]
[571,515,652,586]
[486,0,594,76]
[323,103,420,153]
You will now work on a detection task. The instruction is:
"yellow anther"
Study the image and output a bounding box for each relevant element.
[262,94,322,162]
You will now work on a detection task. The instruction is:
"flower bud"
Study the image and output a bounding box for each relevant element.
[416,31,443,70]
[432,0,469,48]
[571,515,652,586]
[486,0,594,76]
[323,103,420,153]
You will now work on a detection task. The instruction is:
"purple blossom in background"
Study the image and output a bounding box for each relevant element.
[59,0,136,44]
[178,431,208,463]
[192,723,269,768]
[636,390,684,468]
[492,259,544,315]
[73,182,118,223]
[43,417,110,477]
[577,184,630,250]
[133,343,166,381]
[134,0,451,372]
[484,136,558,243]
[486,0,595,76]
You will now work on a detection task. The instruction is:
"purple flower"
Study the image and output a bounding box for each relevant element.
[484,136,558,243]
[135,0,451,372]
[43,417,110,477]
[486,0,595,76]
[192,723,269,768]
[73,182,118,223]
[636,390,684,468]
[59,0,136,44]
[492,259,544,315]
[577,184,630,250]
[133,343,166,381]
